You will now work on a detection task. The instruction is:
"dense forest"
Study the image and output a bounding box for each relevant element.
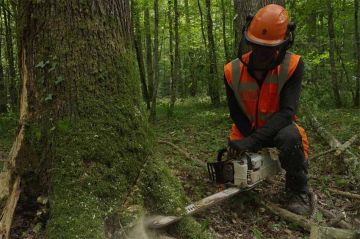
[0,0,359,238]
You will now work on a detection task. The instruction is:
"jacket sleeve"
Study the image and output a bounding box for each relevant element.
[224,76,253,137]
[249,58,304,145]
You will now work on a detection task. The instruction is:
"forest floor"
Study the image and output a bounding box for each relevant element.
[152,97,360,239]
[1,98,359,238]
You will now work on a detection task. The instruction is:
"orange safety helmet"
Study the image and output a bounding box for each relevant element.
[245,4,293,47]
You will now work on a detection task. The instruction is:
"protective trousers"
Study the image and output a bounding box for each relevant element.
[267,124,309,193]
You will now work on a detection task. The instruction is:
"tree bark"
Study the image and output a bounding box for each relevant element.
[206,0,220,106]
[197,0,207,48]
[174,0,182,98]
[150,0,160,122]
[184,0,196,97]
[144,7,154,103]
[0,6,6,113]
[132,0,151,109]
[326,0,342,107]
[168,0,176,113]
[354,0,360,107]
[221,0,231,62]
[6,1,210,238]
[3,4,17,110]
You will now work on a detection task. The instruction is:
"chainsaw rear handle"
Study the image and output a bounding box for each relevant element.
[216,147,227,162]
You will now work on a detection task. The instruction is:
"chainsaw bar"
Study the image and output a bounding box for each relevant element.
[144,185,256,229]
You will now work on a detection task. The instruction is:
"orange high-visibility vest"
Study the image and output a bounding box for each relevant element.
[224,52,301,141]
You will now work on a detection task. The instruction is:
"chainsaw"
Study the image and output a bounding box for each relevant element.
[144,147,281,229]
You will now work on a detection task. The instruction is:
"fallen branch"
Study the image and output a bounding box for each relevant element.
[307,134,356,160]
[335,135,358,157]
[310,224,360,239]
[256,197,360,237]
[0,177,20,239]
[158,140,206,167]
[309,148,336,161]
[317,207,353,230]
[307,112,359,177]
[328,188,360,201]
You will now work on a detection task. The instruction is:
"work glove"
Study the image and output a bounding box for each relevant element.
[228,136,261,153]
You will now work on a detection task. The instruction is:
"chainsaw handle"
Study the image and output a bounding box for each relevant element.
[216,148,227,162]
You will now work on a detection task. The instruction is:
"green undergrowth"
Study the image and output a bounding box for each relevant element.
[153,97,360,238]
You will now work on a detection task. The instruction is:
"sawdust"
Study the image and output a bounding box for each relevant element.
[127,216,175,239]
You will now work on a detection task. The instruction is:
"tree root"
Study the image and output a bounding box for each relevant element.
[328,188,360,200]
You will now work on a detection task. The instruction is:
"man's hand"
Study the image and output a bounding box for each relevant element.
[228,137,261,153]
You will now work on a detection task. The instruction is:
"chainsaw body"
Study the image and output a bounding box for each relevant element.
[207,148,281,188]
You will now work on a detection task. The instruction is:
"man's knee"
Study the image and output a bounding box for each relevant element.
[274,124,302,153]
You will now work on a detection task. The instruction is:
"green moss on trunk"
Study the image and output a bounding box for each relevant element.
[16,1,212,238]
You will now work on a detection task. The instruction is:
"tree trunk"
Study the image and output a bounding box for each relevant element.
[3,4,17,110]
[326,0,342,107]
[7,1,211,238]
[206,0,220,106]
[197,0,207,47]
[221,0,230,62]
[184,0,196,97]
[174,0,182,98]
[168,0,176,113]
[233,0,258,56]
[355,0,360,107]
[132,0,151,109]
[0,6,6,113]
[144,7,154,103]
[150,0,160,122]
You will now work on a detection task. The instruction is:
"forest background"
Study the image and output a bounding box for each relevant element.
[0,0,359,239]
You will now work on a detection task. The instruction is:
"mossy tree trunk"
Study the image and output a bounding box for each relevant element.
[13,1,212,238]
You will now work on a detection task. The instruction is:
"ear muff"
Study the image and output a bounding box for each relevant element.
[286,22,296,49]
[242,14,254,34]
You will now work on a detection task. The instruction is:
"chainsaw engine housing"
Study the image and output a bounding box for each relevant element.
[207,148,281,188]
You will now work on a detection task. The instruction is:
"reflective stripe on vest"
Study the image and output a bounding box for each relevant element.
[227,52,298,129]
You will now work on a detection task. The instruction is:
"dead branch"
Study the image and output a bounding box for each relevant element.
[318,207,353,230]
[0,177,20,239]
[157,140,206,167]
[257,198,312,230]
[328,188,360,200]
[310,225,360,239]
[307,112,359,176]
[257,198,360,238]
[309,148,336,160]
[335,135,358,157]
